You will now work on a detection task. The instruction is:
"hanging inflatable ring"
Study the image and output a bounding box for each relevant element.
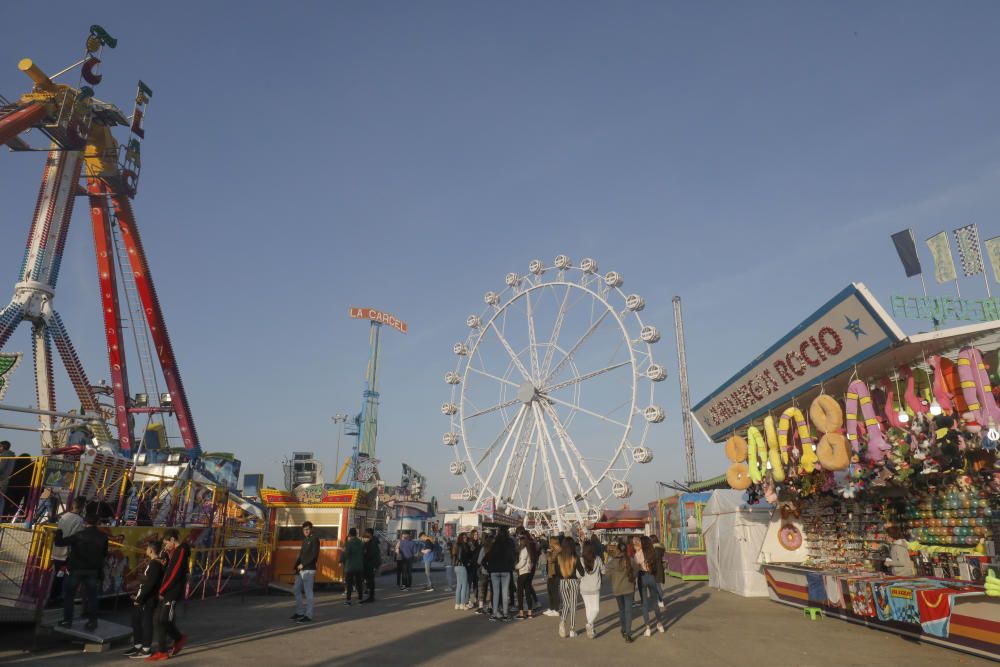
[747,426,767,483]
[779,407,817,473]
[810,394,844,433]
[726,462,751,490]
[725,435,748,463]
[817,432,850,471]
[778,524,803,551]
[764,415,785,482]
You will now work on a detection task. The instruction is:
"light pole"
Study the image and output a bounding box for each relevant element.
[332,414,348,478]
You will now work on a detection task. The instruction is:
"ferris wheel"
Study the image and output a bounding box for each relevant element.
[442,255,665,531]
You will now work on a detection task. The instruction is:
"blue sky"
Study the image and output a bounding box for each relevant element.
[2,2,1000,507]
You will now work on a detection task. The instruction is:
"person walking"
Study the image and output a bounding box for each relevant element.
[557,537,584,638]
[123,541,164,659]
[419,533,436,591]
[652,535,667,608]
[0,441,14,518]
[633,535,665,637]
[484,527,516,622]
[397,532,417,590]
[361,528,381,603]
[291,521,319,622]
[147,529,190,661]
[452,532,471,609]
[55,512,108,632]
[543,536,562,617]
[343,528,364,605]
[50,497,86,601]
[579,541,604,638]
[515,534,538,619]
[606,539,636,642]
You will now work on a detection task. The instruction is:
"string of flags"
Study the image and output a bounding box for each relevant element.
[891,224,1000,289]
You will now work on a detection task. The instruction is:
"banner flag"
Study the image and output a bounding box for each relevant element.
[953,224,985,277]
[926,232,958,284]
[0,353,22,401]
[985,237,1000,284]
[890,229,922,277]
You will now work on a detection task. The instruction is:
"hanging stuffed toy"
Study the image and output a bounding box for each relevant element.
[845,380,891,463]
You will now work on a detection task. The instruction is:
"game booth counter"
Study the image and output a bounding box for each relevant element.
[692,283,1000,661]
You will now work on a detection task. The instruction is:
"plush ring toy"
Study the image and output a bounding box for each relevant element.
[763,415,785,482]
[746,426,767,483]
[725,435,748,463]
[726,462,751,490]
[778,407,817,473]
[958,347,1000,426]
[809,394,843,433]
[817,432,850,470]
[845,380,890,463]
[778,524,803,551]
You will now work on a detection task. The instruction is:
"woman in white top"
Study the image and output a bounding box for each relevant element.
[515,535,538,618]
[579,540,604,638]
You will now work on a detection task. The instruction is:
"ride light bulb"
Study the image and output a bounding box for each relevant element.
[898,410,910,424]
[929,401,943,416]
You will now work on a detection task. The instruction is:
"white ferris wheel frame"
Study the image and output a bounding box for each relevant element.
[441,257,664,531]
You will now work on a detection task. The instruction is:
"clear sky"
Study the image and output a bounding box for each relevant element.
[2,1,1000,509]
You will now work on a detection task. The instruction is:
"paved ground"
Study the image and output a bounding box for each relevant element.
[0,570,993,666]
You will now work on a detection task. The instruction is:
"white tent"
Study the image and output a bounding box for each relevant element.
[701,490,772,597]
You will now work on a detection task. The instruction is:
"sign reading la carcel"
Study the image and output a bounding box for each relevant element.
[692,284,903,442]
[349,307,408,334]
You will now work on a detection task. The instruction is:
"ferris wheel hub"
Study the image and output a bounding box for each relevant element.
[517,380,539,404]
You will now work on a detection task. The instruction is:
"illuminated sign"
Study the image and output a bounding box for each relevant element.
[349,307,408,334]
[692,284,904,441]
[890,295,1000,326]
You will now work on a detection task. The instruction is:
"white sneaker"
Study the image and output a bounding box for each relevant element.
[559,622,566,638]
[657,600,665,609]
[569,630,577,638]
[644,627,652,637]
[586,623,595,638]
[657,622,665,633]
[545,609,559,617]
[455,604,461,610]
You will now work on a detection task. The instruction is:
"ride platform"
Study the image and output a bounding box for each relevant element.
[45,617,131,652]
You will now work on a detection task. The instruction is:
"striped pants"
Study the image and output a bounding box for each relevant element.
[559,579,580,631]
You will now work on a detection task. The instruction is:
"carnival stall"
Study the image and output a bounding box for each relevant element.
[656,493,711,581]
[692,283,1000,661]
[701,490,772,597]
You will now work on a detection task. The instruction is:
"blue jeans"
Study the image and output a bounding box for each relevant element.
[454,565,469,605]
[615,594,633,636]
[638,572,664,628]
[490,572,511,618]
[294,569,315,618]
[424,559,433,588]
[63,571,100,623]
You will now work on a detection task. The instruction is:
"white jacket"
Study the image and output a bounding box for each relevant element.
[580,560,604,595]
[516,547,532,575]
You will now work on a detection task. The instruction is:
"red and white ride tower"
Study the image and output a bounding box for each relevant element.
[0,26,200,457]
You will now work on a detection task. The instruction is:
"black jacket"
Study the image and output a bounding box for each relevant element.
[159,543,190,602]
[295,534,320,571]
[482,535,517,574]
[135,558,164,605]
[55,525,108,575]
[363,536,381,570]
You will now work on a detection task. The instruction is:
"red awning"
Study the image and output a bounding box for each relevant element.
[593,520,645,529]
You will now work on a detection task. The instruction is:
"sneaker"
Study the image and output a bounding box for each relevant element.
[344,600,353,606]
[424,587,434,592]
[643,627,652,637]
[657,622,665,633]
[657,600,665,609]
[124,647,143,657]
[543,609,557,617]
[57,620,72,629]
[489,616,498,622]
[624,634,634,643]
[145,653,170,662]
[401,587,409,592]
[290,613,303,620]
[171,634,187,656]
[559,622,566,638]
[131,650,153,660]
[569,630,577,638]
[586,623,595,638]
[296,616,312,624]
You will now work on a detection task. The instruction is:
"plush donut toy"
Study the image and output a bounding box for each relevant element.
[746,426,767,483]
[958,347,1000,426]
[844,380,890,463]
[817,432,850,470]
[725,435,748,463]
[809,394,843,433]
[726,462,751,490]
[778,524,803,551]
[928,355,955,414]
[779,407,817,473]
[763,415,785,482]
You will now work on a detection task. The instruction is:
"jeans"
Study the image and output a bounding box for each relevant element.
[517,572,537,611]
[63,571,100,623]
[363,567,376,599]
[399,559,412,588]
[294,569,315,618]
[615,594,633,636]
[131,599,156,648]
[467,564,479,602]
[547,576,561,612]
[490,572,511,618]
[345,571,364,600]
[638,572,664,628]
[445,564,455,590]
[395,560,404,587]
[423,559,433,588]
[454,565,469,605]
[479,571,492,606]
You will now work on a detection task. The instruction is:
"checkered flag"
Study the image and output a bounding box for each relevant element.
[953,223,985,277]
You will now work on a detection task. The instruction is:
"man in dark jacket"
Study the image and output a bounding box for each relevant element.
[343,528,364,604]
[361,528,381,603]
[148,529,189,660]
[55,512,108,631]
[124,541,163,658]
[292,521,319,623]
[483,527,517,622]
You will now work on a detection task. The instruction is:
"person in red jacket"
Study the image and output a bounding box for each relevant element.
[146,530,189,662]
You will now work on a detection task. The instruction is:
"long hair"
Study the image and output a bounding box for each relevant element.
[639,535,656,567]
[582,541,596,571]
[557,537,577,578]
[453,532,468,561]
[609,540,635,582]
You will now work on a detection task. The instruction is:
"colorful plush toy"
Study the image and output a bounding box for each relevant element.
[779,407,817,473]
[764,415,785,482]
[928,355,955,414]
[845,380,891,463]
[725,435,748,462]
[958,347,1000,427]
[747,426,767,483]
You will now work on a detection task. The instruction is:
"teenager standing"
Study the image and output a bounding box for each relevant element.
[291,522,319,622]
[147,529,189,660]
[605,539,636,642]
[557,537,584,638]
[124,541,163,659]
[579,541,604,638]
[343,528,364,604]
